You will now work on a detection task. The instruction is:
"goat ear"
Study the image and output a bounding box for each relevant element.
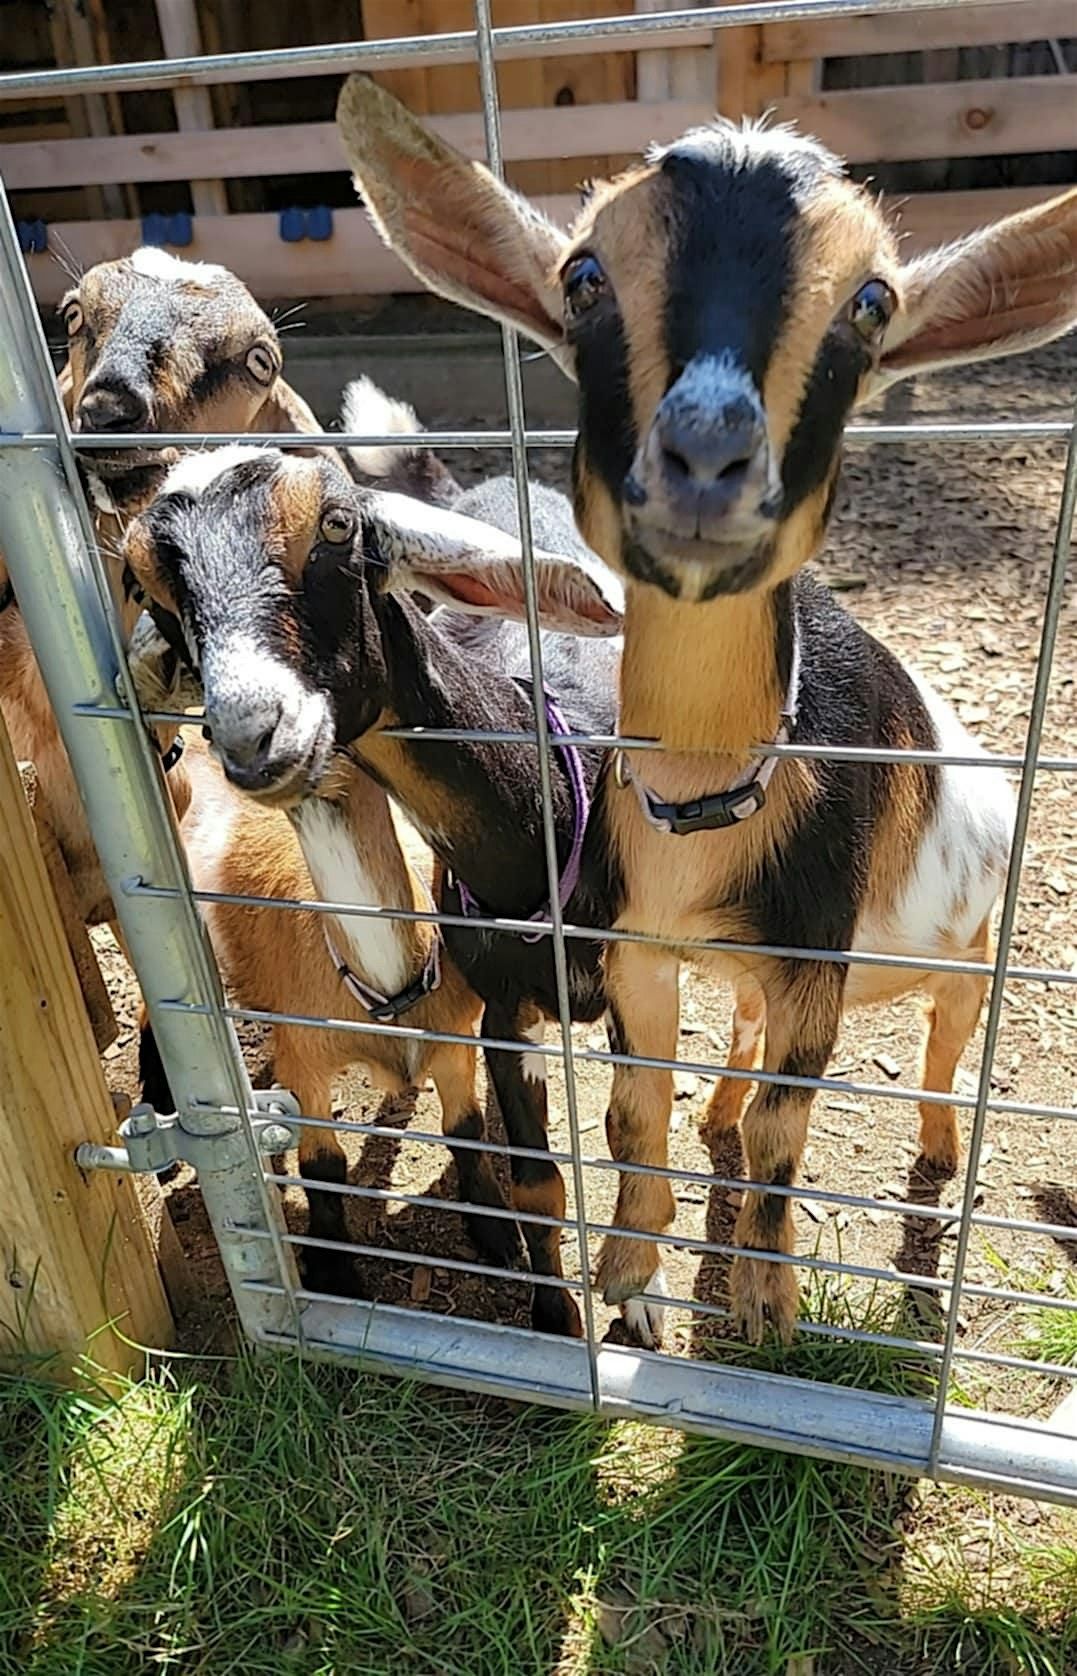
[260,375,322,439]
[866,187,1077,396]
[337,74,571,371]
[367,490,622,637]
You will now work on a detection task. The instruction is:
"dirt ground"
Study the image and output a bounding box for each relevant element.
[96,335,1077,1414]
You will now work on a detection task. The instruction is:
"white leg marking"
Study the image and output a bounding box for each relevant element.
[521,1017,547,1085]
[621,1263,670,1350]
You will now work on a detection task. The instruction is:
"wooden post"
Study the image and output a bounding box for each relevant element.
[18,760,118,1056]
[0,706,172,1381]
[154,0,229,216]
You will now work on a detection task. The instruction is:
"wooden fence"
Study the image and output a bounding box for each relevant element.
[0,1,1073,304]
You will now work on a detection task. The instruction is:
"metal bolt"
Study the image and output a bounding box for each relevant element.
[128,1105,157,1136]
[964,107,991,131]
[258,1122,296,1155]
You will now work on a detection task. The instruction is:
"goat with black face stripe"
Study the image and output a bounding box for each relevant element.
[336,75,1077,1345]
[123,442,622,1336]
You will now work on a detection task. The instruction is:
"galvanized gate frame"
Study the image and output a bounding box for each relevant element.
[1,0,1076,1504]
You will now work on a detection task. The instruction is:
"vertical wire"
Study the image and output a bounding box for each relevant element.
[928,400,1077,1467]
[0,186,303,1341]
[472,0,602,1402]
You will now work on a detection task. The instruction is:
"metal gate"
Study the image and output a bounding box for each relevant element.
[1,1,1075,1504]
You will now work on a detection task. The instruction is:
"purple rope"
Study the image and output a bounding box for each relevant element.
[451,687,589,940]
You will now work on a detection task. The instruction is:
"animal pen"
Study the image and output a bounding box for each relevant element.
[1,0,1076,1504]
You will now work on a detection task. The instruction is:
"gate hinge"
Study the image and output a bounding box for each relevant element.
[76,1089,301,1177]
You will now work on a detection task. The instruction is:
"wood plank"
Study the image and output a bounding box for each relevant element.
[773,76,1077,163]
[153,0,228,216]
[636,0,715,105]
[18,759,117,1057]
[763,1,1076,63]
[19,188,1062,306]
[0,704,172,1380]
[0,100,713,191]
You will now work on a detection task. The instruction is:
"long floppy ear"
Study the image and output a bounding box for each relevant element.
[260,374,322,440]
[336,74,571,371]
[366,490,622,637]
[865,187,1077,397]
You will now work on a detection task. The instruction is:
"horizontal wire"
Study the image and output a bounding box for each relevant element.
[128,880,1077,989]
[270,1112,1077,1243]
[2,420,1072,451]
[240,1225,1077,1358]
[625,1289,1077,1382]
[239,1227,579,1292]
[245,1269,1077,1385]
[157,997,1077,1123]
[72,704,1077,773]
[267,1172,565,1231]
[244,1190,1077,1315]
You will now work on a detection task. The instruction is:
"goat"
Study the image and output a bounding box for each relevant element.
[123,445,622,1333]
[127,650,513,1298]
[0,246,319,928]
[335,74,1077,1345]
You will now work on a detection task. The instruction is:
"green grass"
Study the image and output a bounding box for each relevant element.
[2,1285,1074,1676]
[1017,1271,1077,1372]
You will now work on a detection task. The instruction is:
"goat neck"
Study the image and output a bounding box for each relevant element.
[353,594,579,920]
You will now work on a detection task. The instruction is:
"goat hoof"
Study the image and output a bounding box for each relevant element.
[729,1253,799,1345]
[596,1234,661,1305]
[619,1265,669,1350]
[531,1287,583,1338]
[465,1209,524,1271]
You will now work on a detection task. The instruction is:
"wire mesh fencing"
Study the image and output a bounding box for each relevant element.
[0,0,1075,1502]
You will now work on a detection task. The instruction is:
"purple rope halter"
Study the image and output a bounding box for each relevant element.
[449,685,589,943]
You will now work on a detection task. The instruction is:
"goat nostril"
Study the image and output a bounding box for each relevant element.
[661,447,693,482]
[255,724,277,760]
[717,457,751,485]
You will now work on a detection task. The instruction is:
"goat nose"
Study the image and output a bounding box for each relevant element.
[211,701,285,789]
[77,382,150,434]
[655,397,767,492]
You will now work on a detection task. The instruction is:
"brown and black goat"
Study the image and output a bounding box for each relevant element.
[336,74,1077,1345]
[0,245,318,929]
[124,446,621,1325]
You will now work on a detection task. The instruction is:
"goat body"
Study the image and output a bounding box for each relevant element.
[334,76,1077,1345]
[123,439,623,1335]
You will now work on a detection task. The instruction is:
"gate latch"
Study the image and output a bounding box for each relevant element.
[76,1089,301,1177]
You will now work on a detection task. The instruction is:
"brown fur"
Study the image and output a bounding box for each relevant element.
[179,741,508,1256]
[0,252,319,927]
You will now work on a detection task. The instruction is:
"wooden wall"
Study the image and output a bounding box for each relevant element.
[0,1,1072,303]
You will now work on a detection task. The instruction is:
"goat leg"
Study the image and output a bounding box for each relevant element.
[729,960,844,1344]
[594,942,679,1349]
[483,1001,581,1338]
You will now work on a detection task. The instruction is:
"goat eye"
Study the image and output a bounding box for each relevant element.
[63,300,84,336]
[562,253,607,321]
[319,507,355,545]
[245,343,277,385]
[849,279,894,344]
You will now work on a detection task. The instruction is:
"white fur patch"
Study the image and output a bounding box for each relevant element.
[341,375,422,478]
[855,668,1014,960]
[163,445,269,498]
[129,246,229,287]
[521,1017,547,1085]
[620,1264,670,1350]
[669,349,759,416]
[291,799,414,1001]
